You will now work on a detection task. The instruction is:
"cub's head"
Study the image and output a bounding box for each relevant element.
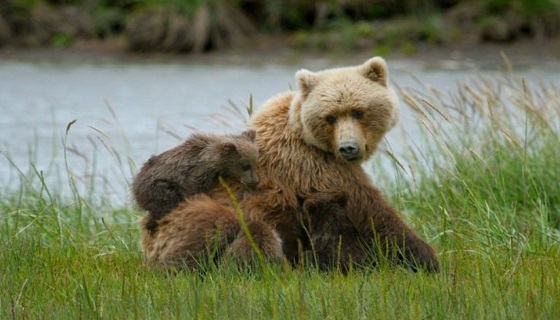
[219,129,260,187]
[289,57,400,164]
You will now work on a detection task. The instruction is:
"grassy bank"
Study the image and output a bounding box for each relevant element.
[1,71,560,319]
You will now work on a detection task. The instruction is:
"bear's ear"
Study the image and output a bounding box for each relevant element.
[360,57,388,86]
[220,142,238,157]
[241,129,256,142]
[295,69,318,98]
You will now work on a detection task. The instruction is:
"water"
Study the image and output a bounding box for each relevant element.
[1,56,558,205]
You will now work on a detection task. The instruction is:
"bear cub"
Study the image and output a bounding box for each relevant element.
[141,194,285,270]
[133,129,259,234]
[297,192,364,272]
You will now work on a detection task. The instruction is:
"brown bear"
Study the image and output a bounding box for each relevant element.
[141,193,284,270]
[144,57,440,272]
[245,56,439,272]
[132,129,260,234]
[296,192,364,272]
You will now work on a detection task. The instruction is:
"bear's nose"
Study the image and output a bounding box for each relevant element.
[339,142,360,160]
[251,176,260,186]
[244,175,260,188]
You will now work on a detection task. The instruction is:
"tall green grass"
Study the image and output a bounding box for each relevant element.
[1,71,560,319]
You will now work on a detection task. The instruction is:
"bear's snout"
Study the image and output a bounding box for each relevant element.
[241,172,260,188]
[338,141,361,161]
[335,118,365,162]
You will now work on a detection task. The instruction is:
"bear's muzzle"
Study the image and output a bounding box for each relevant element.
[338,141,361,161]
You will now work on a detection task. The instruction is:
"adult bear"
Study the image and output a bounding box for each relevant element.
[146,57,440,272]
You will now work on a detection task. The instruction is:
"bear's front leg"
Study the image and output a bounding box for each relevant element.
[350,186,440,273]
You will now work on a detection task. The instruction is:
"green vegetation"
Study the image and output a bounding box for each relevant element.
[1,0,560,52]
[2,72,560,318]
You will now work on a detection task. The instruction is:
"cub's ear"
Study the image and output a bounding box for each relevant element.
[295,69,318,98]
[360,56,388,86]
[220,142,238,156]
[241,129,256,142]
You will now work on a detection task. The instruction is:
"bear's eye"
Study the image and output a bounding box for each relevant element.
[351,110,364,119]
[241,164,251,171]
[325,115,336,124]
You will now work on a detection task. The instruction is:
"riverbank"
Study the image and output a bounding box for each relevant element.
[1,33,559,70]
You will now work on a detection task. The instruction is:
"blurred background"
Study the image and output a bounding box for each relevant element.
[1,0,559,56]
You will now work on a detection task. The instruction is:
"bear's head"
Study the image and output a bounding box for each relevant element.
[218,129,260,187]
[289,57,400,164]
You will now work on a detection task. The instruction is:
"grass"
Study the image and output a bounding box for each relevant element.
[2,70,560,319]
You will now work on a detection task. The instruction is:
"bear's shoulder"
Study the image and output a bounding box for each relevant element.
[252,92,296,121]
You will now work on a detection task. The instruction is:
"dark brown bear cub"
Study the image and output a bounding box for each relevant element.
[132,129,259,233]
[298,192,357,272]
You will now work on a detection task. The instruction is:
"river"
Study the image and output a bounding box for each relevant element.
[1,54,558,205]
